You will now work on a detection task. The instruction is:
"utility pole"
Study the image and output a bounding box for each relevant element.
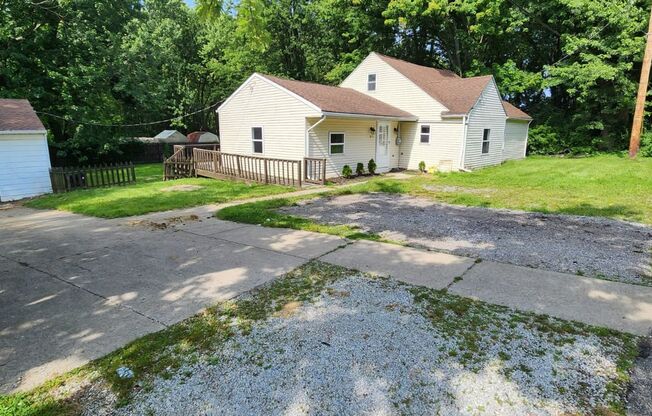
[629,5,652,158]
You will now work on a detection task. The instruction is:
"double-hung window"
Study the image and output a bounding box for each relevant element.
[329,132,345,154]
[251,127,263,153]
[481,129,490,154]
[420,125,430,144]
[367,74,376,91]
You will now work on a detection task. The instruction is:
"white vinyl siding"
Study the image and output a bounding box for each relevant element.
[308,118,399,177]
[341,53,449,121]
[503,120,529,160]
[218,76,320,160]
[398,121,464,171]
[0,133,52,201]
[463,80,507,169]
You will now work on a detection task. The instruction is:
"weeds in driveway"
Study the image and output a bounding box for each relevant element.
[0,262,349,415]
[0,262,641,415]
[217,197,387,241]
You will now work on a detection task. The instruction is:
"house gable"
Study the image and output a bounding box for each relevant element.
[217,74,320,160]
[463,78,508,169]
[340,53,450,122]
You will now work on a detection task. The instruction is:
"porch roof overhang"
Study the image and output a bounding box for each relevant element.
[320,111,417,122]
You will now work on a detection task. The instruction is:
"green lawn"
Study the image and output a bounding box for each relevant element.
[25,164,292,218]
[218,155,652,236]
[404,155,652,224]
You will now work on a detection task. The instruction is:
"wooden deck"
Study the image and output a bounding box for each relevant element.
[164,145,327,187]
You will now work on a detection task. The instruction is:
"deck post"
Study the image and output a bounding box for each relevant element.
[297,161,302,188]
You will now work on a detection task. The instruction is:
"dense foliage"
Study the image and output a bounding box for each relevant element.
[1,0,649,163]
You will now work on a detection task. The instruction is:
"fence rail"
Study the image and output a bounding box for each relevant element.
[50,163,136,193]
[194,148,303,187]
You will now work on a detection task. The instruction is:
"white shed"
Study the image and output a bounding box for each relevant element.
[0,99,52,202]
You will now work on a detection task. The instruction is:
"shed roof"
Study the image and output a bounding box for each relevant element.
[260,74,415,119]
[0,99,46,132]
[155,130,185,139]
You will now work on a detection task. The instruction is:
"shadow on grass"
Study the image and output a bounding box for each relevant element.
[552,203,644,222]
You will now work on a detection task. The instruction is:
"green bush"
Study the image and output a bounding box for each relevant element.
[418,161,426,172]
[527,124,563,155]
[342,164,353,178]
[355,162,365,175]
[640,131,652,157]
[368,159,377,175]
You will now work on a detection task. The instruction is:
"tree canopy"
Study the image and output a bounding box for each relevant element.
[1,0,649,162]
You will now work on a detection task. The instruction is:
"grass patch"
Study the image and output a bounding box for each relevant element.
[24,164,292,218]
[217,197,386,241]
[409,285,639,414]
[218,156,652,248]
[367,155,652,225]
[0,261,349,416]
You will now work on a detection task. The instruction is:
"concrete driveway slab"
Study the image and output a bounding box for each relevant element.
[0,257,162,393]
[0,207,308,393]
[450,261,652,335]
[215,225,347,259]
[320,240,475,290]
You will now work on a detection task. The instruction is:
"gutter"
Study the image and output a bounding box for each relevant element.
[0,130,47,135]
[305,115,326,157]
[321,111,417,122]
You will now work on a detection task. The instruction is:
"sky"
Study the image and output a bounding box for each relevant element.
[184,0,195,6]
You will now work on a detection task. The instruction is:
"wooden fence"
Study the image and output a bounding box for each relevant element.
[50,163,136,193]
[194,148,305,187]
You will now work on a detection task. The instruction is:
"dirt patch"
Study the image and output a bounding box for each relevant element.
[281,193,652,284]
[128,214,201,230]
[160,185,204,192]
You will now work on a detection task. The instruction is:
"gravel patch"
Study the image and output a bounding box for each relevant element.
[282,193,652,284]
[114,274,632,415]
[628,334,652,416]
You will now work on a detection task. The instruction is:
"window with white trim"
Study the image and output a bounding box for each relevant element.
[367,74,376,91]
[420,125,430,143]
[252,127,263,153]
[329,132,345,154]
[481,129,490,154]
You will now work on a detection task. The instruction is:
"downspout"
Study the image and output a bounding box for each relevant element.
[458,115,470,171]
[305,115,326,157]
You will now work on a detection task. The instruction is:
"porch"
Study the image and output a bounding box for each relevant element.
[305,116,405,178]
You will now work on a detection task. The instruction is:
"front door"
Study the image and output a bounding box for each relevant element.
[375,122,390,171]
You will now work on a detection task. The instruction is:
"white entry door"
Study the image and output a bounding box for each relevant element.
[375,122,390,171]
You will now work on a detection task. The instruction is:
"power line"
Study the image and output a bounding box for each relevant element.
[36,101,220,128]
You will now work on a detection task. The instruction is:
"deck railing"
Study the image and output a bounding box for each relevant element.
[164,147,194,180]
[303,157,327,185]
[194,148,304,187]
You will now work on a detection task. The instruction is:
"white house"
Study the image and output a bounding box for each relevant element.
[0,99,52,201]
[217,52,532,178]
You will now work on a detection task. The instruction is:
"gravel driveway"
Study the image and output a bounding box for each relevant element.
[281,193,652,284]
[113,273,632,415]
